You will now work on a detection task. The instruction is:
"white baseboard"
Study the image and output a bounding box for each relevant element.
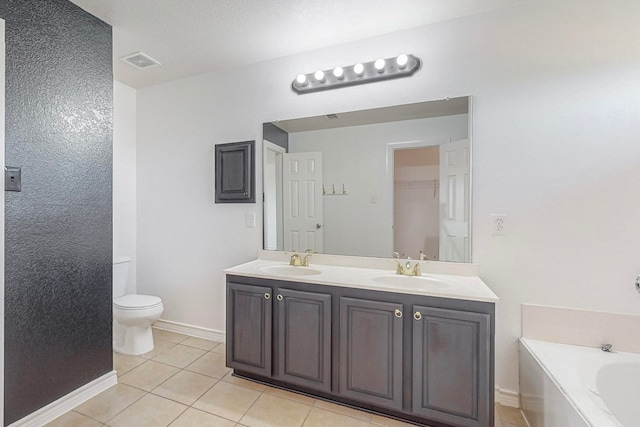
[154,319,225,342]
[496,386,521,408]
[9,370,117,427]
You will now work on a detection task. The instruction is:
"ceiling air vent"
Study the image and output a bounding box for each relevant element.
[120,52,161,69]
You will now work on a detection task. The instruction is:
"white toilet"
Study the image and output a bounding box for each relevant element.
[113,256,164,355]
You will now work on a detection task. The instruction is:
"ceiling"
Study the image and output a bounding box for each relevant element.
[70,0,523,89]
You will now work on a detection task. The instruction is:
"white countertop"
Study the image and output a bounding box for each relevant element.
[225,256,498,303]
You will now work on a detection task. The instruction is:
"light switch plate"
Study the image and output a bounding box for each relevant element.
[245,211,256,228]
[5,166,21,192]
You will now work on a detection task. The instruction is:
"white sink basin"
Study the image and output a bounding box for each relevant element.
[259,265,322,276]
[371,274,450,289]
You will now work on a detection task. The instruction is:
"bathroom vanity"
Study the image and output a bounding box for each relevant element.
[225,253,497,427]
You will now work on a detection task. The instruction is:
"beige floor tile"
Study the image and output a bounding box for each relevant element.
[152,370,218,406]
[497,405,527,426]
[370,414,415,427]
[118,360,180,391]
[139,339,178,360]
[113,352,146,376]
[181,336,220,351]
[107,394,186,427]
[313,399,371,422]
[303,407,369,427]
[240,393,311,427]
[264,386,315,406]
[192,381,261,422]
[186,351,231,379]
[74,383,145,423]
[211,343,226,355]
[153,328,190,344]
[44,411,102,427]
[221,372,268,392]
[169,407,236,427]
[153,344,207,368]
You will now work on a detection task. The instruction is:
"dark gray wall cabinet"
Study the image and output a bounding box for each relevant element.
[215,140,255,203]
[227,275,495,427]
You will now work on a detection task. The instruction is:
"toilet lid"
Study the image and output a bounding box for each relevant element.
[114,294,162,310]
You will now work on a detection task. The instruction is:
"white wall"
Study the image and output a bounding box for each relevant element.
[288,115,467,257]
[136,0,640,397]
[113,81,138,293]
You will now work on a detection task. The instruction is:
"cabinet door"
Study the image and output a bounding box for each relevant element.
[339,297,404,410]
[215,140,255,203]
[412,306,491,427]
[226,282,272,377]
[275,288,331,393]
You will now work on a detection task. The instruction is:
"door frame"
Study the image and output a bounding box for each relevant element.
[385,139,445,259]
[263,139,285,250]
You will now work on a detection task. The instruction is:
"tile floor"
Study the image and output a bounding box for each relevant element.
[45,328,527,427]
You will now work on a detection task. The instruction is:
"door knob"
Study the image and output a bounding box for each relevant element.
[316,224,322,229]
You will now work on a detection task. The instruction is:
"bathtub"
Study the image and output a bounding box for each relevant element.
[519,338,640,427]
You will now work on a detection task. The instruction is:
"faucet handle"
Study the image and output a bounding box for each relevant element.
[412,261,427,276]
[302,250,314,266]
[390,259,405,275]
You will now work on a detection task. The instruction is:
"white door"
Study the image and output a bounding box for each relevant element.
[283,152,323,252]
[439,139,470,262]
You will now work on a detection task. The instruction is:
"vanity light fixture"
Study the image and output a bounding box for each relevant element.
[292,54,421,94]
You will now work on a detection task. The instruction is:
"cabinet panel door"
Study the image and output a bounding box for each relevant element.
[275,288,331,392]
[226,282,272,377]
[339,297,403,410]
[412,306,490,427]
[215,140,255,203]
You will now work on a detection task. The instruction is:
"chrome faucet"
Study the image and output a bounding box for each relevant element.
[601,343,612,352]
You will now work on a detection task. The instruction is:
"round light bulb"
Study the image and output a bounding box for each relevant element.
[396,54,408,68]
[333,66,344,79]
[296,74,307,85]
[353,63,364,75]
[374,58,386,72]
[314,70,326,82]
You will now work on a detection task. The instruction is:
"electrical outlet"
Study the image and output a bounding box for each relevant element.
[245,211,256,228]
[491,214,507,236]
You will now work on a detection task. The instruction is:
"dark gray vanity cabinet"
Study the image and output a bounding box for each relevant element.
[226,282,272,377]
[338,297,404,410]
[274,288,332,393]
[227,280,332,393]
[226,274,495,427]
[412,306,491,427]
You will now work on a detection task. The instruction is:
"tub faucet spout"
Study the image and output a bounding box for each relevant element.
[601,343,612,352]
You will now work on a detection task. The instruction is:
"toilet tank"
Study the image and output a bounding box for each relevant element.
[113,256,131,298]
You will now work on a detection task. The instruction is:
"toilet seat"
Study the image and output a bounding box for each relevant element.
[114,294,162,310]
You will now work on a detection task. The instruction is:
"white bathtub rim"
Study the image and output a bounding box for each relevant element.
[520,338,629,427]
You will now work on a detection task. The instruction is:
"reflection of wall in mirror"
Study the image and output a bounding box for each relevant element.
[394,146,439,260]
[288,114,467,258]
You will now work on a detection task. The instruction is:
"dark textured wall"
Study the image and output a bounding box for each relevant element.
[0,1,113,424]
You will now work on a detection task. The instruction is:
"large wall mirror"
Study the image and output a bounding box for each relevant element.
[263,96,472,262]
